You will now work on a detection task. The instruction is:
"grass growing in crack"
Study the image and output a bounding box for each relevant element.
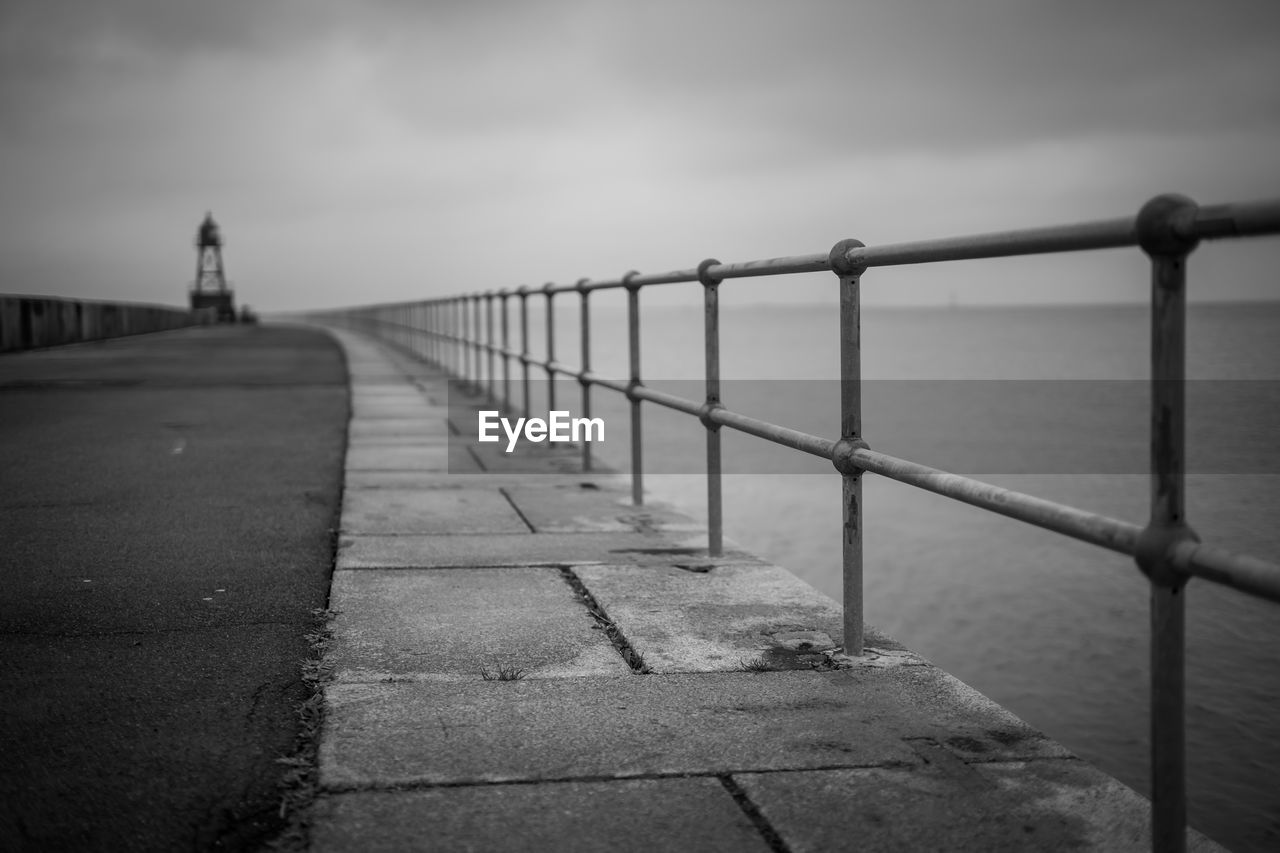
[558,567,652,674]
[586,606,651,674]
[737,655,774,673]
[480,662,528,681]
[264,606,338,851]
[299,656,335,684]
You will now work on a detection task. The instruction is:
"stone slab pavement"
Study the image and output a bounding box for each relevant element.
[310,327,1223,852]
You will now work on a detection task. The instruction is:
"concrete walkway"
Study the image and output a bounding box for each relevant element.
[0,325,346,851]
[309,329,1220,852]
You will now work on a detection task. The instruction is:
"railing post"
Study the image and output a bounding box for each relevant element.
[500,290,511,411]
[421,302,429,363]
[829,239,868,657]
[465,292,476,384]
[698,259,724,557]
[518,286,531,416]
[454,296,463,378]
[415,302,424,359]
[485,291,496,403]
[472,293,483,395]
[1135,194,1201,853]
[543,283,557,414]
[448,299,457,376]
[435,300,443,367]
[463,297,473,389]
[427,301,436,366]
[576,278,593,472]
[623,271,643,505]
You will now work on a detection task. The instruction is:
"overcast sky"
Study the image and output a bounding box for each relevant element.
[2,0,1278,311]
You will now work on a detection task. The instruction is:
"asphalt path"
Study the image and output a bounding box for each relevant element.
[0,324,348,851]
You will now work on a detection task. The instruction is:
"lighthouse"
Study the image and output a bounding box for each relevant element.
[189,212,237,322]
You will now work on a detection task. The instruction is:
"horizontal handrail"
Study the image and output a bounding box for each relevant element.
[311,193,1280,852]
[332,197,1278,308]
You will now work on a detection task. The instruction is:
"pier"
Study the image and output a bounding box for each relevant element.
[3,193,1278,850]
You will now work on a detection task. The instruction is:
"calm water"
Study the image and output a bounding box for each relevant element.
[510,299,1280,851]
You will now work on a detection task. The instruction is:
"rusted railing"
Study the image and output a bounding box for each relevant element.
[312,193,1280,852]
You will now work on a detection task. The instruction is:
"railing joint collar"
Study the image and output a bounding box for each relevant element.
[697,258,723,287]
[831,436,870,476]
[698,400,724,430]
[828,238,868,277]
[1136,194,1201,258]
[1135,520,1199,588]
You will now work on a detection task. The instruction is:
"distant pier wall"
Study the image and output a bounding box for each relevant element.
[0,294,207,353]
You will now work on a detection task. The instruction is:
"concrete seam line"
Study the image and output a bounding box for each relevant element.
[498,487,536,533]
[557,566,651,674]
[718,775,792,853]
[318,763,898,795]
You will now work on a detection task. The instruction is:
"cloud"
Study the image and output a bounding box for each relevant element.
[1,0,1277,310]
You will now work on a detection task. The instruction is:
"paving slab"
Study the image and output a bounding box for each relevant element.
[351,402,447,420]
[327,567,631,682]
[310,778,771,853]
[347,418,453,438]
[350,400,441,416]
[319,670,1067,789]
[344,369,412,381]
[572,561,913,672]
[347,445,482,474]
[341,487,527,535]
[734,760,1222,852]
[343,470,629,491]
[504,483,704,534]
[336,531,753,569]
[349,388,438,399]
[347,432,451,446]
[342,471,495,490]
[349,388,435,401]
[411,389,450,406]
[345,445,455,472]
[465,439,589,474]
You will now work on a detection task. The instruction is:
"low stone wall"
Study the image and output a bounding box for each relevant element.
[0,295,206,353]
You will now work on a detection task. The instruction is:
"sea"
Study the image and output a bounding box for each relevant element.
[487,297,1280,851]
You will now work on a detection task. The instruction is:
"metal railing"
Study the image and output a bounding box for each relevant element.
[313,193,1280,852]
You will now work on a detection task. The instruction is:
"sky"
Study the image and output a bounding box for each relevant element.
[2,0,1278,312]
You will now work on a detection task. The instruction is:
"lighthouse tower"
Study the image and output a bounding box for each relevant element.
[189,212,236,322]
